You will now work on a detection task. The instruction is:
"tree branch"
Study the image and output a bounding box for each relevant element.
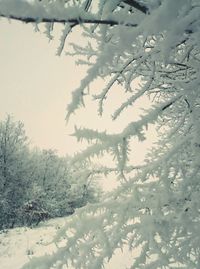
[0,14,138,27]
[122,0,149,14]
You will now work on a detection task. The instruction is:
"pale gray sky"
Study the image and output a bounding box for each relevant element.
[0,19,86,155]
[0,19,156,163]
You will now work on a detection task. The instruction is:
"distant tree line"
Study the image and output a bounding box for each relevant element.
[0,115,100,229]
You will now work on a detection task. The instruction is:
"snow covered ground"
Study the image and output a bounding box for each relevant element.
[0,217,133,269]
[0,218,64,269]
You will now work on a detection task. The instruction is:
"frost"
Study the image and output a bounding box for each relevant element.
[1,0,200,268]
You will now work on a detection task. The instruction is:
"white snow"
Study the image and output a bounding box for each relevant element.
[0,217,133,269]
[0,218,63,269]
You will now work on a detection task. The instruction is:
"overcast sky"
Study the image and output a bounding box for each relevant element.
[0,19,87,155]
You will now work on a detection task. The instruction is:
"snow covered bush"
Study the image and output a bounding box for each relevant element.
[1,0,200,268]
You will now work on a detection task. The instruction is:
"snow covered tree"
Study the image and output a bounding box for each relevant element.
[0,115,30,228]
[0,116,99,229]
[1,0,200,268]
[28,150,100,219]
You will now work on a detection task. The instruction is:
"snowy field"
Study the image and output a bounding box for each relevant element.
[0,218,64,269]
[0,217,133,269]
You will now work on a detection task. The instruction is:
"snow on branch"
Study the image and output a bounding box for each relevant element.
[0,0,138,27]
[123,0,149,14]
[71,93,183,170]
[0,13,139,27]
[4,1,200,269]
[113,61,155,120]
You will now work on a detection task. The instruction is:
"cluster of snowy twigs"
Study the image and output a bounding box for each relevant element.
[1,1,200,268]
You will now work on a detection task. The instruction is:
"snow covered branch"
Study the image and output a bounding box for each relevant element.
[2,1,200,269]
[0,0,141,27]
[0,13,138,27]
[123,0,149,14]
